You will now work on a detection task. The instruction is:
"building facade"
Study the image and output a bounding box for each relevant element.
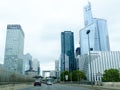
[23,53,32,74]
[61,31,76,73]
[50,70,56,77]
[76,47,81,56]
[4,24,24,74]
[32,59,40,75]
[79,51,120,81]
[80,2,110,55]
[75,47,81,70]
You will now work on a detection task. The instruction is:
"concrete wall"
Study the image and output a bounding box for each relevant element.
[103,82,120,87]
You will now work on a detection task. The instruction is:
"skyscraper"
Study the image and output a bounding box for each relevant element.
[61,31,76,73]
[32,59,40,75]
[23,53,32,74]
[80,2,110,55]
[4,24,24,73]
[75,47,81,70]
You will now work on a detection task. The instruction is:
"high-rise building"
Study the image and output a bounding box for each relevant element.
[79,51,120,81]
[4,24,24,74]
[32,59,40,75]
[80,2,110,55]
[23,53,32,74]
[75,47,81,70]
[61,31,76,73]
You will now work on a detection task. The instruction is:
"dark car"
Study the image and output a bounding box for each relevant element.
[34,79,41,86]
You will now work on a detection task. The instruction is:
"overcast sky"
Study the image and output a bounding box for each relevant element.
[0,0,120,72]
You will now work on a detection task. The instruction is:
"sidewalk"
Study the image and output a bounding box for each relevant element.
[0,83,32,90]
[79,84,120,90]
[61,83,120,90]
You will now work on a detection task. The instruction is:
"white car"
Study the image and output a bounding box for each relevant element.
[47,81,52,85]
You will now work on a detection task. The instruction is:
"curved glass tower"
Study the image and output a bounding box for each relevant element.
[80,2,110,55]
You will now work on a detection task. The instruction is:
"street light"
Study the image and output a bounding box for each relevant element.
[119,67,120,80]
[96,72,102,86]
[86,30,93,87]
[63,61,65,83]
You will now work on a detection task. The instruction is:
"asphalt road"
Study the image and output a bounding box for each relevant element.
[18,84,94,90]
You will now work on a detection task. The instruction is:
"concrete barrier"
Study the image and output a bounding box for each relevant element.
[103,82,120,87]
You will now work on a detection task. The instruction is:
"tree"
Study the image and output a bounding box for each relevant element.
[102,68,120,82]
[60,71,70,81]
[72,70,86,81]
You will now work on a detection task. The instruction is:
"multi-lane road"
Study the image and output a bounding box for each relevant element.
[18,84,94,90]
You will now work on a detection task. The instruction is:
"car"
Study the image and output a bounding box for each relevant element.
[34,79,41,86]
[47,81,52,85]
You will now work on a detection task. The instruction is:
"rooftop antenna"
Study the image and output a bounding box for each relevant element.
[87,0,91,7]
[84,0,91,7]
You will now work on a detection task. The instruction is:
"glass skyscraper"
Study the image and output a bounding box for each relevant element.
[80,2,110,55]
[4,24,24,74]
[61,31,76,73]
[23,53,32,74]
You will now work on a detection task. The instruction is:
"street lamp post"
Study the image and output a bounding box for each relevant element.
[86,30,93,87]
[63,62,65,83]
[63,61,65,83]
[118,68,120,82]
[96,72,102,86]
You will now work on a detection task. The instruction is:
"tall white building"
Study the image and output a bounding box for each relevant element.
[23,53,32,74]
[32,59,40,75]
[79,51,120,81]
[4,24,24,74]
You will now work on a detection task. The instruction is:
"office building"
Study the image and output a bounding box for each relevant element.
[50,70,56,77]
[23,53,32,74]
[32,59,40,75]
[79,51,120,81]
[80,2,110,55]
[55,60,60,79]
[4,24,24,74]
[75,47,81,70]
[61,31,76,73]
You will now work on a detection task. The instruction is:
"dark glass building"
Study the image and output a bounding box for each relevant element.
[61,31,76,73]
[76,47,81,56]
